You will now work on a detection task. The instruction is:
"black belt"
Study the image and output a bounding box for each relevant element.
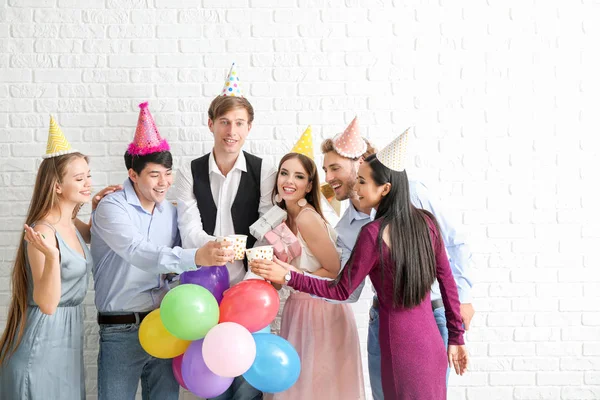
[97,311,151,325]
[431,298,444,310]
[372,297,444,311]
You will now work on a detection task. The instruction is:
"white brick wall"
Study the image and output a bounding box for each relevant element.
[1,1,599,399]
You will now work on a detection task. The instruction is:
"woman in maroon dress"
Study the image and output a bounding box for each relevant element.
[251,152,469,400]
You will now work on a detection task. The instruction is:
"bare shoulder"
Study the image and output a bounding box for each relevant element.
[27,223,58,257]
[296,208,327,236]
[297,208,324,227]
[32,223,56,238]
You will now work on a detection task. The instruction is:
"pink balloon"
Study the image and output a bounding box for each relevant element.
[172,354,188,390]
[202,322,257,378]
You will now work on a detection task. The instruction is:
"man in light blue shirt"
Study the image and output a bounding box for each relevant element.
[91,103,232,400]
[319,133,475,400]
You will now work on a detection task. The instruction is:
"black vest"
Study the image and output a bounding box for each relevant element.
[190,151,262,261]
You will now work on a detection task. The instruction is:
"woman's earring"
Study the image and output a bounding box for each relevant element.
[275,194,281,203]
[297,198,307,207]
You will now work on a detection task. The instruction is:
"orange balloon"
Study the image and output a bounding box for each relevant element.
[139,309,191,359]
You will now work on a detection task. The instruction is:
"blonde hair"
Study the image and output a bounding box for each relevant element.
[0,152,88,365]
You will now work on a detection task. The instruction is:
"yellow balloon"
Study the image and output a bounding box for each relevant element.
[139,309,191,359]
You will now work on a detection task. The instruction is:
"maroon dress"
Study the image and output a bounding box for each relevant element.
[288,218,465,400]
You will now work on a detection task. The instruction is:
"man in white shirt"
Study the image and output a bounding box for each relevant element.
[174,63,275,400]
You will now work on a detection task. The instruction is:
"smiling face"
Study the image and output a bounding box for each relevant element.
[208,107,252,157]
[129,162,173,207]
[355,161,388,210]
[277,157,313,205]
[322,150,359,202]
[56,156,92,204]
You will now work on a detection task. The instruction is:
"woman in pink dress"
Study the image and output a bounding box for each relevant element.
[252,152,469,400]
[268,152,365,400]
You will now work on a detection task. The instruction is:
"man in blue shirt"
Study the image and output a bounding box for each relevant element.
[302,119,475,399]
[91,102,233,400]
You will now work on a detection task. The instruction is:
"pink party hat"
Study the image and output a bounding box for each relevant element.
[332,116,367,159]
[127,102,170,156]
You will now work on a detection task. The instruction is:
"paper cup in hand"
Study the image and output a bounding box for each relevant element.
[216,236,234,262]
[228,234,248,261]
[245,245,274,262]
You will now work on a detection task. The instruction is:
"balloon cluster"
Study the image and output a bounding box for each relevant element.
[138,266,301,398]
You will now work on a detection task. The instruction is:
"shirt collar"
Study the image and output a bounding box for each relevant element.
[208,150,247,177]
[123,178,164,214]
[347,200,373,224]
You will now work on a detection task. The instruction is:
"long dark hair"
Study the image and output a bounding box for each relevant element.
[272,153,325,221]
[0,152,89,365]
[344,154,441,308]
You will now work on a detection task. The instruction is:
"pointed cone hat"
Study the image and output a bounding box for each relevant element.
[220,62,243,97]
[127,102,170,156]
[291,125,314,160]
[332,116,367,159]
[376,127,411,171]
[42,115,77,159]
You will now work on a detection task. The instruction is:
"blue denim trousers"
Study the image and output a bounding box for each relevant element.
[367,300,449,400]
[98,322,180,400]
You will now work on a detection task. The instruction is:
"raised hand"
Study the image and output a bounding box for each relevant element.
[272,256,302,274]
[23,224,59,261]
[195,240,235,267]
[250,258,288,284]
[92,184,123,211]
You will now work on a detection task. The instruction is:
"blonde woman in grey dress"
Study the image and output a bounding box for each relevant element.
[0,148,120,399]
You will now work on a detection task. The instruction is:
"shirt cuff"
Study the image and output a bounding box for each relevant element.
[448,334,465,346]
[288,271,302,288]
[180,248,199,272]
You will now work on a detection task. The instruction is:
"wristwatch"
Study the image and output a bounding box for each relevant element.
[284,271,292,285]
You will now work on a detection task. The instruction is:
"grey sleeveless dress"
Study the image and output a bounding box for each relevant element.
[0,224,92,399]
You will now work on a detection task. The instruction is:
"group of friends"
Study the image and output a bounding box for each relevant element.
[0,63,473,400]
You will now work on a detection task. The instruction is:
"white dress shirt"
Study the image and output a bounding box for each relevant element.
[175,151,277,285]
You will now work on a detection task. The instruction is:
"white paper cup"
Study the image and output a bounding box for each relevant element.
[245,245,274,262]
[228,234,248,261]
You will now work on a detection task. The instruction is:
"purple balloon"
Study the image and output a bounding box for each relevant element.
[180,266,230,304]
[182,339,233,398]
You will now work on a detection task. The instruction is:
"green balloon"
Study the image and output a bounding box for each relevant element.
[160,284,219,341]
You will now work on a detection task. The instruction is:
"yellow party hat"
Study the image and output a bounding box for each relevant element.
[376,127,411,172]
[291,125,314,160]
[42,115,77,159]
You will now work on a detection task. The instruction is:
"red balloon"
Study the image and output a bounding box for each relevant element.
[219,280,280,332]
[172,354,189,390]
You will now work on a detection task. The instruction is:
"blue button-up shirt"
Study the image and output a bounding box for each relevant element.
[318,179,474,304]
[91,179,197,312]
[329,199,376,302]
[410,180,474,303]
